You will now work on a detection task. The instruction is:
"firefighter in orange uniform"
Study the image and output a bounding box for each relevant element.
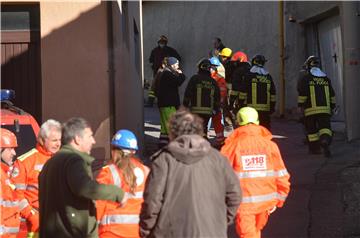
[96,129,149,238]
[11,119,62,237]
[1,128,21,237]
[221,107,290,238]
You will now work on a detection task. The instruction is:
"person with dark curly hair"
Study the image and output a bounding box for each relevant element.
[140,108,241,238]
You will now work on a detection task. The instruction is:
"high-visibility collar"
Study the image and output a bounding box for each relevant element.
[36,143,53,157]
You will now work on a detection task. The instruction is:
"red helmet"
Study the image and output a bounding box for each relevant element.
[231,51,248,62]
[0,128,18,148]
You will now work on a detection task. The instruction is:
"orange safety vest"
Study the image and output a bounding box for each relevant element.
[11,144,52,217]
[221,124,290,215]
[211,71,227,103]
[96,158,149,238]
[1,163,21,238]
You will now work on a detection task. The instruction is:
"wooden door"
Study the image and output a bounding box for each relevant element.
[1,4,42,123]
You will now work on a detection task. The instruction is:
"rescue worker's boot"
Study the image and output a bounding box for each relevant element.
[308,141,322,155]
[320,135,331,158]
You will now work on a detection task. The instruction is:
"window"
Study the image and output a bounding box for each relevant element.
[1,4,40,31]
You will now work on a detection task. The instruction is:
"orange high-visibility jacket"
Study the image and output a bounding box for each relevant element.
[11,144,52,220]
[96,158,149,238]
[1,163,21,238]
[221,124,290,215]
[211,71,227,103]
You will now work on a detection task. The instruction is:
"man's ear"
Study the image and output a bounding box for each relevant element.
[73,135,81,145]
[38,137,45,146]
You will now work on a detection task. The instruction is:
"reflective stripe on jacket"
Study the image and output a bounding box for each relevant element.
[11,144,52,220]
[96,158,149,238]
[1,164,21,237]
[240,70,276,112]
[183,70,221,116]
[221,124,290,215]
[297,72,336,116]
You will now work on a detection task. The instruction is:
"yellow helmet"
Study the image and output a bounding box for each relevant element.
[219,48,232,58]
[237,107,259,126]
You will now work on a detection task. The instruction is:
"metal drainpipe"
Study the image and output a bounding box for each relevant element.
[279,1,285,117]
[107,1,115,135]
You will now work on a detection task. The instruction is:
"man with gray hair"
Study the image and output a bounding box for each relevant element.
[39,117,127,238]
[140,108,242,237]
[12,119,62,236]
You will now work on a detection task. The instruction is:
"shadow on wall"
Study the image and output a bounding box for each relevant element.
[1,2,143,164]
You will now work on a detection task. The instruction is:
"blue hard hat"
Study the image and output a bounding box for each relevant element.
[209,57,221,66]
[111,129,138,151]
[0,89,15,101]
[166,57,179,66]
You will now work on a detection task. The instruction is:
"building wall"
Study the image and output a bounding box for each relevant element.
[1,1,144,158]
[143,1,281,107]
[111,0,144,154]
[40,1,112,159]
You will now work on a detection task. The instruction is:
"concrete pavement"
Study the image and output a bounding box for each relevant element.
[143,106,360,238]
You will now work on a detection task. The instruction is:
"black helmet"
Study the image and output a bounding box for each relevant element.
[304,55,320,69]
[197,58,212,71]
[158,35,168,44]
[251,54,267,67]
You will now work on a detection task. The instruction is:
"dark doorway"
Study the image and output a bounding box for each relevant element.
[1,4,42,123]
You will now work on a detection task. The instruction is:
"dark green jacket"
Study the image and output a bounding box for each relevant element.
[39,145,124,238]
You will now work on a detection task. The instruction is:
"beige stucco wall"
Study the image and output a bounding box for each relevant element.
[40,1,112,159]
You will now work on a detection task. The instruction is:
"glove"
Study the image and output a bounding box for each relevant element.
[27,211,39,232]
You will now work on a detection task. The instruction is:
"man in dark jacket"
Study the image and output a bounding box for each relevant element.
[183,58,220,137]
[156,57,185,147]
[229,51,251,128]
[140,109,242,238]
[149,35,181,77]
[39,117,127,238]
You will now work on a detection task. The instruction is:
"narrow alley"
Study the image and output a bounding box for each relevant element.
[144,106,360,238]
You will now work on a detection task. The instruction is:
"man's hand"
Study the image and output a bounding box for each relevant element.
[120,192,130,207]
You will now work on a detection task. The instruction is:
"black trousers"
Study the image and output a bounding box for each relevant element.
[258,112,271,131]
[199,114,212,138]
[304,113,332,151]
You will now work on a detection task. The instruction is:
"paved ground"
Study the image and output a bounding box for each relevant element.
[143,106,360,238]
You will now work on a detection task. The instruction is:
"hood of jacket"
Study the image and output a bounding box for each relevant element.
[167,134,211,165]
[310,67,327,77]
[250,65,269,75]
[226,124,272,142]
